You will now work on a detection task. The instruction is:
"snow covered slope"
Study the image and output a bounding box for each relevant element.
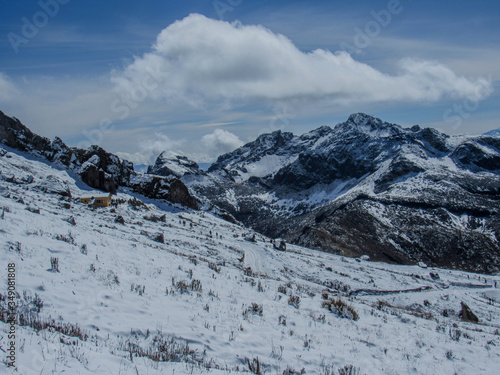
[1,146,500,374]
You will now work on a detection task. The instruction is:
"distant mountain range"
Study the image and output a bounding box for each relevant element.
[150,113,500,274]
[1,110,499,273]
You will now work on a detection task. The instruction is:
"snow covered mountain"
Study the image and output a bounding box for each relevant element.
[1,136,500,374]
[484,128,500,137]
[155,113,500,274]
[148,151,206,178]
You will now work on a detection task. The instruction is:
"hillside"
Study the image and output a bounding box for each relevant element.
[1,133,500,374]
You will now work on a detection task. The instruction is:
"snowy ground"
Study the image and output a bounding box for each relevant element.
[1,147,500,374]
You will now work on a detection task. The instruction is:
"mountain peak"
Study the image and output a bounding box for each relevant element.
[347,113,382,126]
[148,151,202,178]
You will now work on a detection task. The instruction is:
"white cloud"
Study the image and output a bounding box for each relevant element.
[116,132,185,165]
[0,72,19,102]
[112,14,493,109]
[201,129,244,157]
[116,129,243,165]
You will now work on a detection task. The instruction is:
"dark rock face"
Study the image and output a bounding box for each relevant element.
[182,113,500,273]
[459,302,479,323]
[0,110,198,210]
[131,176,198,210]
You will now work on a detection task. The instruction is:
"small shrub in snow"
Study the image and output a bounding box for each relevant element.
[131,284,145,296]
[208,262,221,273]
[324,279,351,293]
[244,267,254,276]
[449,328,462,342]
[303,334,311,348]
[338,365,360,375]
[124,334,203,364]
[310,312,326,323]
[288,294,300,309]
[15,312,89,341]
[171,278,202,294]
[322,298,359,321]
[257,281,264,292]
[9,241,21,253]
[55,232,76,245]
[208,289,219,299]
[278,284,288,294]
[279,315,287,326]
[50,257,59,272]
[445,350,454,360]
[246,357,263,374]
[283,366,305,375]
[243,303,263,318]
[319,361,336,375]
[80,244,88,255]
[191,279,202,292]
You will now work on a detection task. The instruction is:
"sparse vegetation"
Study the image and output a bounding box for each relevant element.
[80,244,88,255]
[322,298,359,321]
[208,262,221,273]
[131,284,146,296]
[50,256,60,272]
[243,303,263,317]
[279,315,287,326]
[283,366,305,375]
[171,278,203,294]
[278,284,288,294]
[257,281,264,292]
[124,333,204,365]
[246,357,263,374]
[55,232,76,245]
[288,294,300,309]
[338,365,360,375]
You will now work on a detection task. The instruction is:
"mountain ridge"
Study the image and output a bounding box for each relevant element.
[150,113,500,273]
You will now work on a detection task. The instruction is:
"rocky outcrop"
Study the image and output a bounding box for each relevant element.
[148,151,204,178]
[459,302,479,323]
[0,110,198,210]
[131,176,198,210]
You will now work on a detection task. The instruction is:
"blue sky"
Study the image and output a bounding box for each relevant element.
[0,0,499,163]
